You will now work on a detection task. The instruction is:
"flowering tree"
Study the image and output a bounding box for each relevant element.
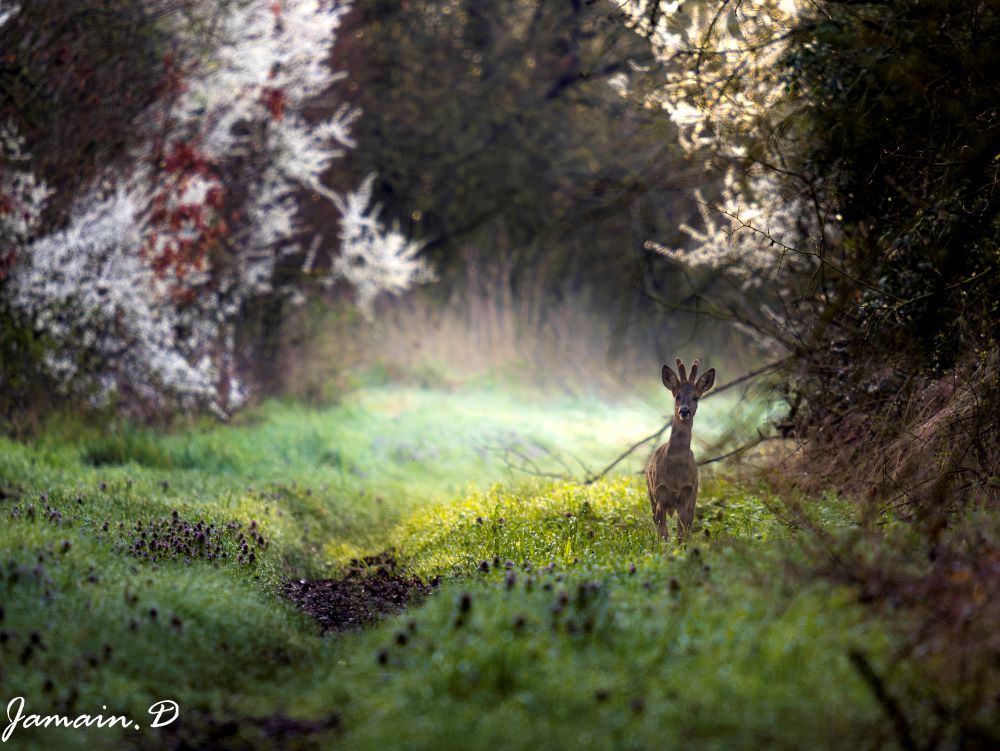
[1,0,428,414]
[0,123,49,283]
[620,1,836,349]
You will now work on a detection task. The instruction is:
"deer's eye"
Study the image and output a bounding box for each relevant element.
[693,397,699,402]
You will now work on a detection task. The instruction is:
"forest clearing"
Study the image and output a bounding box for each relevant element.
[2,1,998,749]
[2,380,911,750]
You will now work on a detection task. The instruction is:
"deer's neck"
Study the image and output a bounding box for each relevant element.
[667,420,693,454]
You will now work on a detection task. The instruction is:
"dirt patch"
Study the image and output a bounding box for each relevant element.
[138,709,340,751]
[0,481,22,502]
[283,550,434,633]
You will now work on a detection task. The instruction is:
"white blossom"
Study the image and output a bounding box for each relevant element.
[9,189,225,410]
[4,0,430,413]
[622,0,825,343]
[332,175,432,312]
[0,2,16,29]
[647,169,818,290]
[1,122,50,252]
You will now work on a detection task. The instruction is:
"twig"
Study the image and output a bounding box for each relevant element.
[848,650,919,751]
[584,422,671,485]
[482,438,585,481]
[698,433,779,466]
[701,199,905,303]
[584,359,786,483]
[707,358,787,397]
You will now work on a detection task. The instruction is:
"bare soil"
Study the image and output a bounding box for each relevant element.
[282,549,434,633]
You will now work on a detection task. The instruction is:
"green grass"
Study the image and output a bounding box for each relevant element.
[0,383,893,750]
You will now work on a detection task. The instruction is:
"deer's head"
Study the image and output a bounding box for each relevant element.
[662,358,715,425]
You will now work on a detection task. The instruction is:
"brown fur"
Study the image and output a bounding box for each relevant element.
[645,357,715,541]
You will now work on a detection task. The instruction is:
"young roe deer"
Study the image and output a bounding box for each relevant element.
[645,357,716,542]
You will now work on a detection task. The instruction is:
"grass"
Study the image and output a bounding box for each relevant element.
[0,381,901,750]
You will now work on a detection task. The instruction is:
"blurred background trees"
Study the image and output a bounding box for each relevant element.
[334,0,738,384]
[2,0,760,425]
[344,0,679,293]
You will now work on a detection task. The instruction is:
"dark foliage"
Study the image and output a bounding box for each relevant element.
[775,1,1000,495]
[0,0,175,214]
[786,0,1000,369]
[758,4,1000,741]
[341,0,695,306]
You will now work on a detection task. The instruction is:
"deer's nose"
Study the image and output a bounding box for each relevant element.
[679,407,691,418]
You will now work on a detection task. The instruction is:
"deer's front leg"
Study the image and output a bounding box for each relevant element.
[651,484,673,541]
[676,484,696,541]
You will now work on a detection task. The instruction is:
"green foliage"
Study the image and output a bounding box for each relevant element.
[313,480,884,751]
[392,475,776,580]
[0,305,60,432]
[786,0,1000,367]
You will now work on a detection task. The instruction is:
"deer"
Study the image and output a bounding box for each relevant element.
[645,357,716,542]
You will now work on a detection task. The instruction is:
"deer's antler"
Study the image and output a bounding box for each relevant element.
[676,358,687,383]
[688,359,700,384]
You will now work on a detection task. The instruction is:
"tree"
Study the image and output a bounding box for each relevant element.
[624,0,1000,504]
[343,0,692,310]
[1,0,428,416]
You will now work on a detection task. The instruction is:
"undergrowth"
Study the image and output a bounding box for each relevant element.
[0,383,988,750]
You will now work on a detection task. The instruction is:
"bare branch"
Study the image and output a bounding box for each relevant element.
[584,359,786,483]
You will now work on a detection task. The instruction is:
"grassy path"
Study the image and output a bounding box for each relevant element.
[0,385,889,750]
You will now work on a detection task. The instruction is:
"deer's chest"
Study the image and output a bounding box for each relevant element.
[646,444,697,492]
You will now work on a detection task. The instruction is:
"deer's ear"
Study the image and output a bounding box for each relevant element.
[696,368,716,394]
[662,364,681,393]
